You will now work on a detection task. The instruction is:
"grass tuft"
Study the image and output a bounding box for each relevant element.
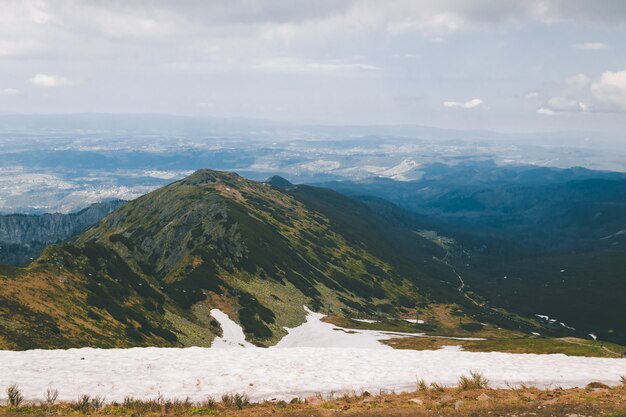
[91,395,105,410]
[200,396,218,409]
[73,394,91,413]
[45,388,59,406]
[416,379,429,391]
[458,370,490,390]
[430,382,445,392]
[7,385,24,408]
[221,393,250,410]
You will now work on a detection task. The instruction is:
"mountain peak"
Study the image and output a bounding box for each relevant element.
[265,175,293,189]
[181,169,241,185]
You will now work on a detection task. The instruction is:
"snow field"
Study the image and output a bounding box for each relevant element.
[1,307,624,403]
[0,347,625,403]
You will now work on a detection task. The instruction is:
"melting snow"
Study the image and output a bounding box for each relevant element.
[1,307,624,403]
[404,318,425,324]
[1,347,624,403]
[275,307,415,349]
[210,309,255,348]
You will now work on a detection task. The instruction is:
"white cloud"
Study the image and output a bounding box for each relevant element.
[573,42,608,50]
[540,69,626,114]
[547,96,588,112]
[566,73,591,90]
[443,98,483,109]
[0,88,21,96]
[537,107,555,115]
[0,1,625,126]
[30,73,70,87]
[591,70,626,112]
[254,58,380,74]
[525,91,540,99]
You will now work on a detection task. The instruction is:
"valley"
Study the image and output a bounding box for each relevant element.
[318,163,626,346]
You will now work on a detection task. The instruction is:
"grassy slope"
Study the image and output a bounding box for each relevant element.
[0,170,493,349]
[1,170,611,351]
[384,335,626,358]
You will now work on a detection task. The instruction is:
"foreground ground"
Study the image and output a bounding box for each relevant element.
[1,383,625,417]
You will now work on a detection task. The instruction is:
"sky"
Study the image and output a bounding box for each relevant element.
[1,0,626,135]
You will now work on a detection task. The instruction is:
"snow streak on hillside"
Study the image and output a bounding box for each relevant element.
[209,309,255,348]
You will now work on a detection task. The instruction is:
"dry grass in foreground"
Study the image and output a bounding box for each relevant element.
[1,374,625,417]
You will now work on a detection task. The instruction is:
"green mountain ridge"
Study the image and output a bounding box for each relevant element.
[0,170,567,350]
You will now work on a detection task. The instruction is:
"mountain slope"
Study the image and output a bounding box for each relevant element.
[0,200,125,266]
[1,169,509,350]
[316,170,626,345]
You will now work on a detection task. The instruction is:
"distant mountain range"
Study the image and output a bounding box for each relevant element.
[0,200,125,266]
[1,166,624,350]
[317,162,626,344]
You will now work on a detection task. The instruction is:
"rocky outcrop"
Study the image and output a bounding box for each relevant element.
[0,200,125,265]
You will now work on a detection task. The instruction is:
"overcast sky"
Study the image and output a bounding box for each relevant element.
[1,0,626,135]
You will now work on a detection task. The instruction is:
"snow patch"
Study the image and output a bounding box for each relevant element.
[210,309,255,348]
[377,159,422,181]
[275,307,405,349]
[1,307,623,403]
[0,347,624,403]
